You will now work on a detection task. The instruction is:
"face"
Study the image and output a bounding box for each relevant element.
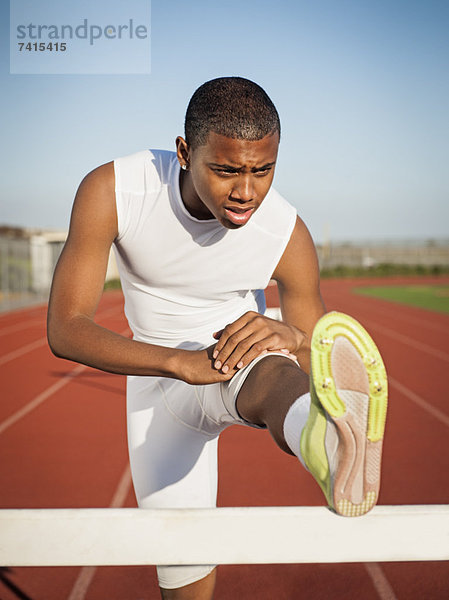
[176,131,279,229]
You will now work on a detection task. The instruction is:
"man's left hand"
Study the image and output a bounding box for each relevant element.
[212,311,305,374]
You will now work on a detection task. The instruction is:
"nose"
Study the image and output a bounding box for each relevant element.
[231,174,255,203]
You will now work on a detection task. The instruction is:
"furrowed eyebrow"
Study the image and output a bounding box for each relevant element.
[252,162,276,171]
[209,161,276,171]
[209,163,240,170]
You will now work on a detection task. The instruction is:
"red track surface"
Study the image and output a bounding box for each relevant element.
[1,278,448,599]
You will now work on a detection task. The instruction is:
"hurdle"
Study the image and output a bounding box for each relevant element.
[1,505,448,566]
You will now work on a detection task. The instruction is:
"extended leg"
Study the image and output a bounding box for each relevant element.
[235,312,388,517]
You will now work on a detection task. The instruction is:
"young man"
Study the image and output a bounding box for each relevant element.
[47,77,387,600]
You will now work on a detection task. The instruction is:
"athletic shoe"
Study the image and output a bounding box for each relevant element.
[300,311,388,517]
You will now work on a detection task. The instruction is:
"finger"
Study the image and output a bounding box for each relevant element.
[267,349,297,361]
[269,348,297,360]
[215,316,299,370]
[201,368,237,384]
[213,318,264,367]
[232,341,301,372]
[213,324,242,359]
[258,349,298,364]
[220,332,284,373]
[200,347,240,383]
[226,348,298,375]
[214,322,270,370]
[212,312,259,359]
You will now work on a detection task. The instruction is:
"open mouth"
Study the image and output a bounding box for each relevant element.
[224,206,254,225]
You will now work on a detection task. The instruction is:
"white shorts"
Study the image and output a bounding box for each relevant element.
[126,351,297,589]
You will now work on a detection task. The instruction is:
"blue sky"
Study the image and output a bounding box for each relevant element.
[1,0,448,243]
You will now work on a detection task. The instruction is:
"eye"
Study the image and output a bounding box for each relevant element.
[254,167,272,176]
[214,168,237,176]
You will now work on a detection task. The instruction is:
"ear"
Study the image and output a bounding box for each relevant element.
[175,136,190,169]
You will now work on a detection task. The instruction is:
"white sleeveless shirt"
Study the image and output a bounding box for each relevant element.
[113,150,297,350]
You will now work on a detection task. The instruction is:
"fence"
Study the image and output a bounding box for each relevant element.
[0,233,65,312]
[0,230,119,312]
[317,240,449,269]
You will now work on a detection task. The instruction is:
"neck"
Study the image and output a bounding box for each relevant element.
[178,168,213,220]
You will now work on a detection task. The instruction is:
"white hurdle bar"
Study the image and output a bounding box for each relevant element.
[1,505,448,566]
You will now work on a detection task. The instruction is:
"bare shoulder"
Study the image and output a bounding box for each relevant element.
[69,160,117,242]
[272,216,320,290]
[48,160,118,322]
[78,160,115,192]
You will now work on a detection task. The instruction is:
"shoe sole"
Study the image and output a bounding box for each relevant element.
[306,311,388,517]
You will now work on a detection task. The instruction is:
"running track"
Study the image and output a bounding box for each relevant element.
[0,277,448,600]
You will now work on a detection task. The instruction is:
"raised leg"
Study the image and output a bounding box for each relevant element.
[235,311,388,518]
[236,354,308,454]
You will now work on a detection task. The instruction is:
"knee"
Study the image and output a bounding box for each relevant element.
[236,354,310,449]
[249,355,304,389]
[237,355,307,421]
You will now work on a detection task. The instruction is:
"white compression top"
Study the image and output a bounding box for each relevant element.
[113,149,297,350]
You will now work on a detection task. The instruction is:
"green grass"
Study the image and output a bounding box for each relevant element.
[354,284,449,314]
[104,278,122,290]
[319,263,449,278]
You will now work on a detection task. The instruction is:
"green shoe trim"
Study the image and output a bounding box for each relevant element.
[300,379,332,505]
[300,311,388,512]
[310,312,388,443]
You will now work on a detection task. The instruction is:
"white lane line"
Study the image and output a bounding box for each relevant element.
[0,319,44,337]
[348,288,449,334]
[267,306,448,365]
[364,563,398,600]
[362,318,449,363]
[0,364,87,435]
[109,464,132,509]
[0,298,122,337]
[324,287,449,334]
[65,566,97,600]
[0,337,48,366]
[389,376,449,428]
[66,465,132,600]
[0,305,46,324]
[369,307,449,335]
[0,305,125,367]
[0,327,130,435]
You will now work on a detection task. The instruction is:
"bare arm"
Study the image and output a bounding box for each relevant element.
[272,216,326,373]
[47,162,232,384]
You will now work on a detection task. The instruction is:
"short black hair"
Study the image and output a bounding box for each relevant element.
[184,77,280,149]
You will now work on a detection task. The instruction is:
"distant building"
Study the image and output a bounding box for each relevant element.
[29,230,67,293]
[0,226,119,305]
